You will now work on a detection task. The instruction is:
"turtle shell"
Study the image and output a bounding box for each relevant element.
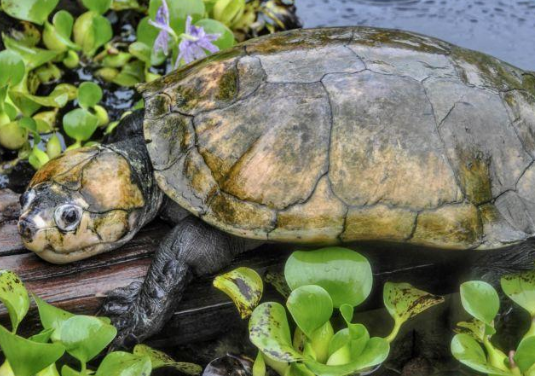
[141,27,535,250]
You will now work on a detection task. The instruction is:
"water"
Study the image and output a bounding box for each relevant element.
[296,0,535,70]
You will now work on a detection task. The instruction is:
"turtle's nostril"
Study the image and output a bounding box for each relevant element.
[18,218,36,241]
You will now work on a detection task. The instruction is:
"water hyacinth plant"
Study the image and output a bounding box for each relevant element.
[0,0,299,176]
[0,269,202,376]
[214,247,445,376]
[452,271,535,375]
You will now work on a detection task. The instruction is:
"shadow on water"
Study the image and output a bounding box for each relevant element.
[297,0,535,70]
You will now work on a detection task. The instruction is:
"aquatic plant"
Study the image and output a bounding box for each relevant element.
[0,269,201,376]
[214,247,444,376]
[452,272,535,375]
[0,0,298,174]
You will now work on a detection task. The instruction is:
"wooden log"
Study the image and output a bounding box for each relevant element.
[0,189,470,346]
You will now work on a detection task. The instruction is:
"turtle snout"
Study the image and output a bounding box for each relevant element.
[18,218,37,241]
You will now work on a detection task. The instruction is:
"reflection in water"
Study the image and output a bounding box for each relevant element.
[296,0,535,70]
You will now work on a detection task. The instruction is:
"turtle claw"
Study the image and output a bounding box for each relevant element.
[99,281,142,317]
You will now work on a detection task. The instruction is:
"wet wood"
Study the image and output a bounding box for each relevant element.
[0,189,471,346]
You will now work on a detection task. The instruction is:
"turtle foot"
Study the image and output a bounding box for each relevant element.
[99,281,150,349]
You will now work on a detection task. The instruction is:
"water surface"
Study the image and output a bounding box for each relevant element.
[297,0,535,70]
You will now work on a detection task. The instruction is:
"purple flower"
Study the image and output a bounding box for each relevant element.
[148,0,175,55]
[175,16,220,67]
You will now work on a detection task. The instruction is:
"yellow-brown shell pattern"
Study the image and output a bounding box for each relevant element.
[141,27,535,250]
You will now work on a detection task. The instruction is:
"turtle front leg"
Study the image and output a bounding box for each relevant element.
[100,216,261,348]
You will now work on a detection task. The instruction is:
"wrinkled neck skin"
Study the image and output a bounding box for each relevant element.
[107,135,164,229]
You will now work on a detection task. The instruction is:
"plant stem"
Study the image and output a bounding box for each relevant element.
[385,319,402,343]
[483,337,509,373]
[80,361,87,376]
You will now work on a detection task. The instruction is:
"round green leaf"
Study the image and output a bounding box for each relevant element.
[514,336,535,373]
[383,282,444,325]
[0,270,30,332]
[249,302,303,363]
[96,352,152,376]
[213,267,263,319]
[501,270,535,316]
[73,12,113,57]
[304,337,389,376]
[285,247,372,308]
[0,51,25,87]
[133,344,202,375]
[82,0,112,14]
[287,285,333,338]
[63,108,99,142]
[59,315,117,363]
[460,281,500,325]
[1,0,59,25]
[0,325,65,376]
[450,334,509,376]
[78,82,102,109]
[194,19,235,50]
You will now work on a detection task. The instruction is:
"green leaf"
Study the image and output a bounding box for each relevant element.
[514,336,535,373]
[34,295,74,342]
[253,352,266,376]
[59,315,117,363]
[460,281,499,325]
[96,352,152,376]
[384,282,444,325]
[112,60,145,87]
[61,365,83,376]
[501,270,535,317]
[0,271,29,332]
[78,82,102,109]
[285,247,372,308]
[249,302,303,363]
[9,88,69,115]
[304,337,389,376]
[213,267,263,319]
[43,11,79,51]
[195,19,235,50]
[133,344,202,374]
[73,11,113,57]
[82,0,112,14]
[149,0,205,35]
[29,328,55,344]
[454,319,486,342]
[0,325,64,376]
[450,334,510,375]
[63,108,99,142]
[0,51,25,87]
[29,147,50,170]
[1,0,59,24]
[287,285,333,338]
[3,37,61,70]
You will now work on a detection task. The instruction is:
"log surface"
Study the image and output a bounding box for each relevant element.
[0,189,468,346]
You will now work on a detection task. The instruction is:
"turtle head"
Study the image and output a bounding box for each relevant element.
[18,146,149,264]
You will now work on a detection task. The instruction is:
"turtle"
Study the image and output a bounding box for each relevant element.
[17,26,535,347]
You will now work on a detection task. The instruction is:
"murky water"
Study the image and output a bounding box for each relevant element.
[296,0,535,70]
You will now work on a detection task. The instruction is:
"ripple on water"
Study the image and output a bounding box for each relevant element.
[296,0,535,70]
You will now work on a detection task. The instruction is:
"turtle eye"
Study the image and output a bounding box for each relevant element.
[54,205,82,232]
